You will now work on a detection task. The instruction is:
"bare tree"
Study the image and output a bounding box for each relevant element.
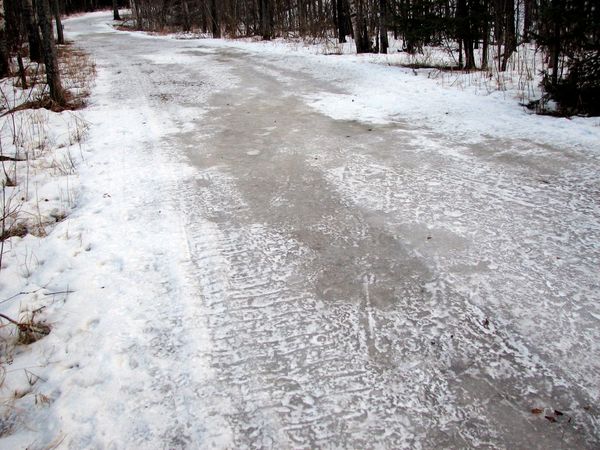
[52,0,65,44]
[22,0,42,62]
[336,0,348,43]
[209,0,220,37]
[36,0,65,104]
[500,0,516,71]
[112,0,120,20]
[259,0,272,40]
[378,0,388,54]
[348,0,370,53]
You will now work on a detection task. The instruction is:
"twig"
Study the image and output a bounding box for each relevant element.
[0,312,20,326]
[0,156,26,162]
[43,290,74,296]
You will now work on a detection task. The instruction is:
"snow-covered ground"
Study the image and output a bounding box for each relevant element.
[1,10,599,448]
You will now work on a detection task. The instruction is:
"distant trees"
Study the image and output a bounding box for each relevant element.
[119,0,597,114]
[536,0,599,114]
[126,0,534,66]
[113,0,121,20]
[122,0,597,72]
[0,0,69,104]
[0,0,596,114]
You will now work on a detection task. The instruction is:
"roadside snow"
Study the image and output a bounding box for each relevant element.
[0,26,232,448]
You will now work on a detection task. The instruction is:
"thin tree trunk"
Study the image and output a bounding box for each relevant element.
[259,0,271,39]
[550,13,560,85]
[336,0,347,43]
[298,0,306,34]
[17,51,27,88]
[501,0,515,71]
[0,0,9,78]
[113,0,121,20]
[348,0,369,53]
[523,0,533,42]
[481,24,489,69]
[52,0,64,45]
[22,0,43,62]
[131,0,142,29]
[378,0,388,53]
[210,0,220,38]
[181,0,190,31]
[36,0,65,105]
[457,0,467,67]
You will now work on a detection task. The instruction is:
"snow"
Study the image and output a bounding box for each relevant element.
[1,10,599,449]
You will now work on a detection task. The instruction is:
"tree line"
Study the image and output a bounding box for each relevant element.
[127,0,598,113]
[0,0,116,104]
[0,0,597,114]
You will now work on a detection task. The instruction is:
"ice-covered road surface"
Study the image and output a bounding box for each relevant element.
[55,12,600,449]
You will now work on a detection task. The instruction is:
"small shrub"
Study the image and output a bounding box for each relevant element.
[542,50,600,116]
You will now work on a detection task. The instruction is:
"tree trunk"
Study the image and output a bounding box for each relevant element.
[465,38,475,69]
[131,0,142,29]
[456,0,476,68]
[259,0,271,40]
[113,0,121,20]
[22,0,43,62]
[36,0,65,105]
[348,0,370,53]
[550,12,560,86]
[298,0,306,34]
[501,0,516,71]
[52,0,64,45]
[481,22,489,69]
[0,0,9,78]
[210,0,220,38]
[17,51,27,88]
[336,0,347,43]
[378,0,388,54]
[523,0,533,42]
[181,0,190,31]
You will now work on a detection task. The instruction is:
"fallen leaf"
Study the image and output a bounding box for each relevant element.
[531,408,544,415]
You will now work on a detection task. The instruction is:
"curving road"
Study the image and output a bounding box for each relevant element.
[54,12,600,449]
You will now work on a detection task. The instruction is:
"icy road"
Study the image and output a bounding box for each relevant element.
[46,12,600,449]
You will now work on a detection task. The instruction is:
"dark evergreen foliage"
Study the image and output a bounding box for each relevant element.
[535,0,599,114]
[543,50,600,116]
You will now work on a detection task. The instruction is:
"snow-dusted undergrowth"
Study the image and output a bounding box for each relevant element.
[0,45,94,440]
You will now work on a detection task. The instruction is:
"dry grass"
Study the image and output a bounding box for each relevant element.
[57,43,97,109]
[7,43,97,113]
[0,311,50,346]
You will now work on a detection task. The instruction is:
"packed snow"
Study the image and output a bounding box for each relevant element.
[1,10,599,449]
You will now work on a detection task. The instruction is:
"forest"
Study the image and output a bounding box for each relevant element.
[0,0,598,114]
